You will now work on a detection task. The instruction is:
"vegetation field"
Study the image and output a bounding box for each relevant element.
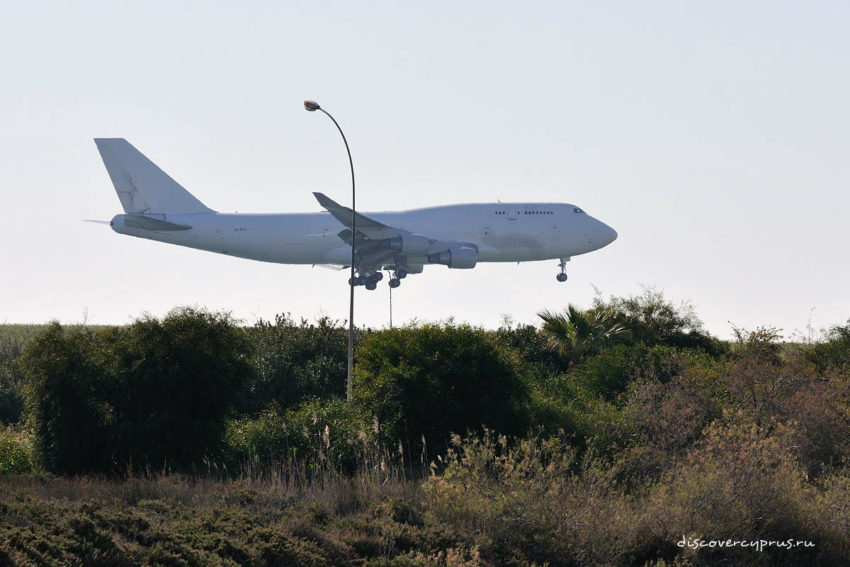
[1,290,849,566]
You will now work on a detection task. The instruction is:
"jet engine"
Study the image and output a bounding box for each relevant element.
[427,247,478,269]
[382,234,431,256]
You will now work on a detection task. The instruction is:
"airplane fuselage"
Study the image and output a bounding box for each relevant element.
[110,202,617,267]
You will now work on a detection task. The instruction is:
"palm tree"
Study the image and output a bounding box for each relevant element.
[538,305,628,360]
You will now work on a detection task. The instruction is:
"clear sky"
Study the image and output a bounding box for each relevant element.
[1,1,848,339]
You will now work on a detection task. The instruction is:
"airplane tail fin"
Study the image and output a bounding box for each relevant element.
[94,138,215,215]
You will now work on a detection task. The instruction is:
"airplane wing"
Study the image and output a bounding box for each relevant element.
[313,192,402,239]
[313,192,475,277]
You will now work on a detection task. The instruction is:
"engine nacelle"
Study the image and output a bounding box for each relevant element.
[383,234,431,256]
[427,247,478,269]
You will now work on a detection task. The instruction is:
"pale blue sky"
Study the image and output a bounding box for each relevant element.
[1,1,848,338]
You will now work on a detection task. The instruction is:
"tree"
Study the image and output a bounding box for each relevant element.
[109,308,254,471]
[593,288,726,355]
[20,324,112,475]
[239,315,348,414]
[354,324,529,453]
[537,305,627,361]
[20,310,254,475]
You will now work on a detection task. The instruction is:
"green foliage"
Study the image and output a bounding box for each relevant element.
[0,358,24,424]
[240,315,348,413]
[781,377,850,476]
[7,298,850,564]
[493,322,569,377]
[108,308,254,472]
[354,324,529,453]
[0,426,32,474]
[19,310,252,475]
[226,406,290,468]
[654,414,820,565]
[570,343,688,400]
[20,323,113,475]
[225,398,369,472]
[594,288,727,355]
[615,375,722,481]
[538,304,628,362]
[809,319,850,372]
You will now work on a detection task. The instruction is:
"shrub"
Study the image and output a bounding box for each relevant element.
[652,413,819,565]
[20,310,253,475]
[108,308,254,472]
[570,343,689,400]
[493,323,568,377]
[809,319,850,372]
[20,323,113,475]
[226,398,369,473]
[616,375,721,480]
[593,289,726,356]
[0,426,32,474]
[781,376,850,476]
[725,327,816,426]
[354,324,529,454]
[0,359,24,425]
[240,315,348,413]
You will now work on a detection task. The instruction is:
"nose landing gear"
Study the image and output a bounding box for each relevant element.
[556,258,568,282]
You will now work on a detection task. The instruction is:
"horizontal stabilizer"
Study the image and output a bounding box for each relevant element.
[123,215,192,231]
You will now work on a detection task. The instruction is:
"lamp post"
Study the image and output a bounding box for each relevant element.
[304,100,356,401]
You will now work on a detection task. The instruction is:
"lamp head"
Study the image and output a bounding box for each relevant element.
[304,100,321,112]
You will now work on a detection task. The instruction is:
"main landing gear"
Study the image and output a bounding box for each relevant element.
[350,270,403,291]
[388,268,406,289]
[556,258,568,283]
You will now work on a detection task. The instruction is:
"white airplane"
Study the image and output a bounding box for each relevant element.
[94,138,617,289]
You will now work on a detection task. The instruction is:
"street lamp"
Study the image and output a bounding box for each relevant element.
[304,100,356,401]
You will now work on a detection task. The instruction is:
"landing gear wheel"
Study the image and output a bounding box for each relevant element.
[556,258,568,283]
[365,281,377,290]
[389,278,401,289]
[396,269,407,279]
[373,272,384,282]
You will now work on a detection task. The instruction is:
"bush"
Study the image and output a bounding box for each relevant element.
[781,376,850,476]
[354,324,529,454]
[0,359,24,425]
[0,426,32,474]
[593,289,727,356]
[20,310,253,475]
[108,308,254,472]
[653,413,819,565]
[615,375,721,481]
[493,323,569,377]
[570,343,690,400]
[809,320,850,372]
[20,323,113,475]
[240,315,348,413]
[226,398,369,472]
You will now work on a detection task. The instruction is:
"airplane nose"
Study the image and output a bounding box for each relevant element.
[592,220,618,249]
[601,223,617,246]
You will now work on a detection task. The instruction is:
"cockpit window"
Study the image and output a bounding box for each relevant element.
[573,207,585,214]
